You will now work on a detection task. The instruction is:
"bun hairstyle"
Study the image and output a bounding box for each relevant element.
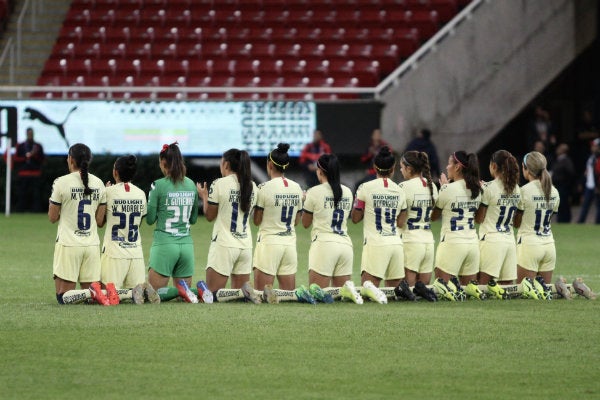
[491,150,518,194]
[114,155,138,183]
[523,151,553,204]
[69,143,93,196]
[223,148,253,213]
[373,146,395,177]
[269,142,290,173]
[401,150,434,197]
[159,142,186,183]
[317,153,342,208]
[452,150,481,199]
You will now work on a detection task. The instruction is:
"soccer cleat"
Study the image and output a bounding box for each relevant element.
[309,283,334,303]
[132,284,145,304]
[534,276,552,300]
[394,280,417,301]
[465,280,486,300]
[89,282,110,306]
[105,282,120,305]
[448,277,467,301]
[295,285,317,305]
[521,277,540,300]
[176,280,199,303]
[486,279,509,299]
[262,284,279,304]
[433,278,456,301]
[554,276,572,300]
[573,278,596,300]
[241,281,261,304]
[196,280,213,304]
[143,282,161,304]
[340,281,364,304]
[413,281,437,302]
[361,280,388,304]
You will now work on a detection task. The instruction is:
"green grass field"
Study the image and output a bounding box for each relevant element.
[1,214,599,399]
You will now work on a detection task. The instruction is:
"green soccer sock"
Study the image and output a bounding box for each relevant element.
[157,286,180,302]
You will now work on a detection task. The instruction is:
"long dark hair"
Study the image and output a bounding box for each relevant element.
[317,153,342,208]
[453,150,481,199]
[114,155,137,183]
[373,146,395,177]
[269,143,290,173]
[159,142,186,182]
[401,150,434,197]
[69,143,93,196]
[491,150,518,194]
[223,148,252,213]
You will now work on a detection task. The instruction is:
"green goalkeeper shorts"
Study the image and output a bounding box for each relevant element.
[148,243,195,278]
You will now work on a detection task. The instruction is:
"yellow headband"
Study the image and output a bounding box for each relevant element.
[269,152,289,169]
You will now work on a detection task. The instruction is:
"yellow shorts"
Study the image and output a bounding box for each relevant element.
[517,242,556,273]
[253,242,297,276]
[479,240,517,281]
[361,243,404,280]
[308,240,353,277]
[53,244,101,283]
[435,242,479,277]
[100,254,145,289]
[403,242,434,274]
[206,243,252,277]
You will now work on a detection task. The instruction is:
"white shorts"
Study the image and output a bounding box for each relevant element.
[253,242,297,276]
[100,254,145,289]
[479,240,517,281]
[361,243,404,280]
[206,242,252,277]
[435,242,479,277]
[517,242,556,273]
[53,244,100,283]
[308,240,353,277]
[403,242,434,274]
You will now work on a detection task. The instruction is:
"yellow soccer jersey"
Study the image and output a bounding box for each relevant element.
[49,171,106,246]
[436,180,481,243]
[256,176,303,245]
[479,178,521,242]
[355,177,406,245]
[102,182,147,259]
[517,181,560,244]
[399,176,438,243]
[208,174,258,249]
[303,183,353,245]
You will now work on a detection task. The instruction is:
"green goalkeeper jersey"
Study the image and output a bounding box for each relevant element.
[147,176,199,244]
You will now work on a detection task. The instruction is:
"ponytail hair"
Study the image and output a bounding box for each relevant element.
[114,155,137,183]
[269,143,290,173]
[401,150,434,197]
[453,150,481,199]
[159,142,186,183]
[491,150,518,194]
[317,153,342,208]
[523,151,552,204]
[69,143,93,196]
[373,146,395,177]
[223,148,253,213]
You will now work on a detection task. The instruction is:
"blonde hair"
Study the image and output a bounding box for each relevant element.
[523,151,552,204]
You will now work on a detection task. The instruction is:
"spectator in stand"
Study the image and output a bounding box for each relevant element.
[551,143,576,223]
[299,129,331,188]
[405,128,439,179]
[10,127,46,212]
[354,129,391,192]
[528,106,556,158]
[577,138,600,224]
[574,109,599,178]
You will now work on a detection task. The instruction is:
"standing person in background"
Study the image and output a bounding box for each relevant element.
[299,129,331,188]
[551,144,575,223]
[431,151,483,301]
[405,128,440,179]
[577,138,600,224]
[354,129,391,192]
[474,150,520,299]
[197,148,261,303]
[352,146,407,304]
[48,143,107,305]
[514,151,560,300]
[146,143,200,303]
[398,151,438,291]
[9,127,45,212]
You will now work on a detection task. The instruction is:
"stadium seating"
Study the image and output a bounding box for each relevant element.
[35,0,469,100]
